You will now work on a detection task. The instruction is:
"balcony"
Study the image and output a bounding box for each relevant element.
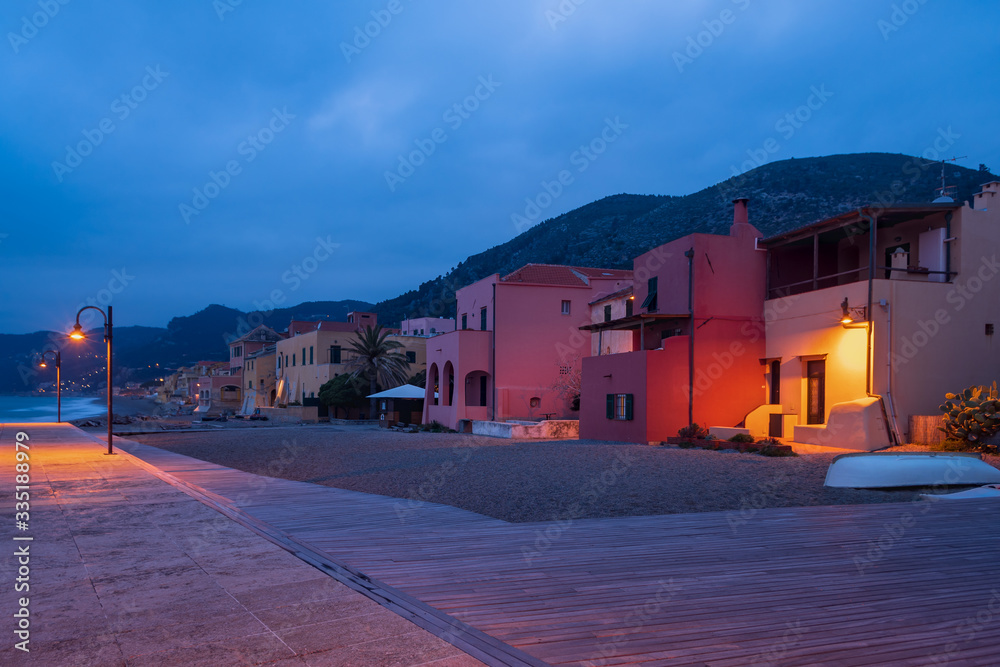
[762,204,959,299]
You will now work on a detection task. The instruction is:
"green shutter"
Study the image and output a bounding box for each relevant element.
[606,394,614,419]
[625,394,634,421]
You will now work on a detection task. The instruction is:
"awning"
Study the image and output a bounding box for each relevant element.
[366,384,427,399]
[579,313,690,332]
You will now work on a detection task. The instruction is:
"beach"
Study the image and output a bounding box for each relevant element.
[127,425,1000,523]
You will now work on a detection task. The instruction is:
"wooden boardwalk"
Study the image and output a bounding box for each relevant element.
[112,435,1000,666]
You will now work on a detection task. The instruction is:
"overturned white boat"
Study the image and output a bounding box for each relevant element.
[824,452,1000,489]
[921,484,1000,500]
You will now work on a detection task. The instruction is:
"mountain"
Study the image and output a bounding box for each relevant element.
[372,153,996,323]
[2,300,372,394]
[5,152,995,394]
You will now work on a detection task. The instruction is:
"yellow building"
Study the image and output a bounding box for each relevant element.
[245,345,277,408]
[274,319,426,414]
[748,182,1000,449]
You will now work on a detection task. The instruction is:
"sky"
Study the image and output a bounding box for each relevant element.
[1,0,998,334]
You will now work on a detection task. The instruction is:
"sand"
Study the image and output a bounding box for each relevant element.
[128,426,1000,523]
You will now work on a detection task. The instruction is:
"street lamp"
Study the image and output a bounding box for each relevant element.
[38,350,62,423]
[70,305,114,455]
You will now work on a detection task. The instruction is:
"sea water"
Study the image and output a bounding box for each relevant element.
[0,396,106,423]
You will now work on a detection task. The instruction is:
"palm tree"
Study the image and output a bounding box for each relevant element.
[346,324,411,418]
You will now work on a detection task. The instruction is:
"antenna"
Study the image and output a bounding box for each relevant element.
[934,155,967,202]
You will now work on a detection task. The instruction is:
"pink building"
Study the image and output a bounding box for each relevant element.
[423,264,633,429]
[580,199,766,444]
[400,317,455,337]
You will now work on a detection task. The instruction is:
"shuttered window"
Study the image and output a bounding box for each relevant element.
[606,393,634,420]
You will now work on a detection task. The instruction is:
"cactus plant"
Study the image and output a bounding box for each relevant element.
[939,382,1000,449]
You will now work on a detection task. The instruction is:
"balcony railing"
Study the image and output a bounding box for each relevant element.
[767,265,954,299]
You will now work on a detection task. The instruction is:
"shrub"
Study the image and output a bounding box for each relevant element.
[758,444,796,457]
[755,436,796,457]
[420,420,454,433]
[677,423,708,440]
[729,433,755,444]
[939,383,1000,452]
[677,440,698,449]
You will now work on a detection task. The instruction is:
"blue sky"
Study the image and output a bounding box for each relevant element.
[1,0,998,333]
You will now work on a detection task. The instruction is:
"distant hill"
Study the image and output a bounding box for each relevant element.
[1,300,372,394]
[372,153,996,323]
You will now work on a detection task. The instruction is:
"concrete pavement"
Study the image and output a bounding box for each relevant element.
[0,423,482,666]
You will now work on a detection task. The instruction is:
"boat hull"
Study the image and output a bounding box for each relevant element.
[824,452,1000,488]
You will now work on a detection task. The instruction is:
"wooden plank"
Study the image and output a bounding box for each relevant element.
[110,434,1000,667]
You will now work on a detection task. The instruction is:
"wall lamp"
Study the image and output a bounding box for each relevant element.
[840,298,867,328]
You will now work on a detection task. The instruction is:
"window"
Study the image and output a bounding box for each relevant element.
[406,351,416,363]
[561,300,571,315]
[291,354,295,367]
[529,397,541,408]
[461,314,468,330]
[604,305,612,322]
[626,298,634,317]
[430,327,436,334]
[330,346,342,364]
[248,380,253,389]
[606,393,634,420]
[480,307,487,330]
[640,277,658,312]
[302,347,306,366]
[309,346,314,365]
[278,356,282,369]
[233,345,242,358]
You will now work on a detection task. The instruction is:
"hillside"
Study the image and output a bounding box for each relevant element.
[2,300,372,394]
[373,153,996,323]
[5,152,995,395]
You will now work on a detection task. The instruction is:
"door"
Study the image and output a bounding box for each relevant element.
[768,413,783,438]
[769,360,780,405]
[479,376,488,407]
[806,360,826,425]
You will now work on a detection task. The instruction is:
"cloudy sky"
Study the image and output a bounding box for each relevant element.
[2,0,997,333]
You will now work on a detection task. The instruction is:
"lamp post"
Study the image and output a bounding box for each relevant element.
[70,305,114,455]
[38,350,62,423]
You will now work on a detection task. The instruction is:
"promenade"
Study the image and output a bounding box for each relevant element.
[3,423,999,665]
[0,423,482,666]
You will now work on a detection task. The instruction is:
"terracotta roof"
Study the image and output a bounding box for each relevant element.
[287,320,359,335]
[232,325,283,344]
[589,284,634,306]
[500,264,633,287]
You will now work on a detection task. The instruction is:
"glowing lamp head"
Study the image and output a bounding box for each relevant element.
[70,324,86,340]
[840,298,853,324]
[39,361,48,368]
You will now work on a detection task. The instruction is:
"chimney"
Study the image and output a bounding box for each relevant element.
[732,198,749,227]
[729,197,762,242]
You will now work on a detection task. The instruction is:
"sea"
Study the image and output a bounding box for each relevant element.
[0,396,106,423]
